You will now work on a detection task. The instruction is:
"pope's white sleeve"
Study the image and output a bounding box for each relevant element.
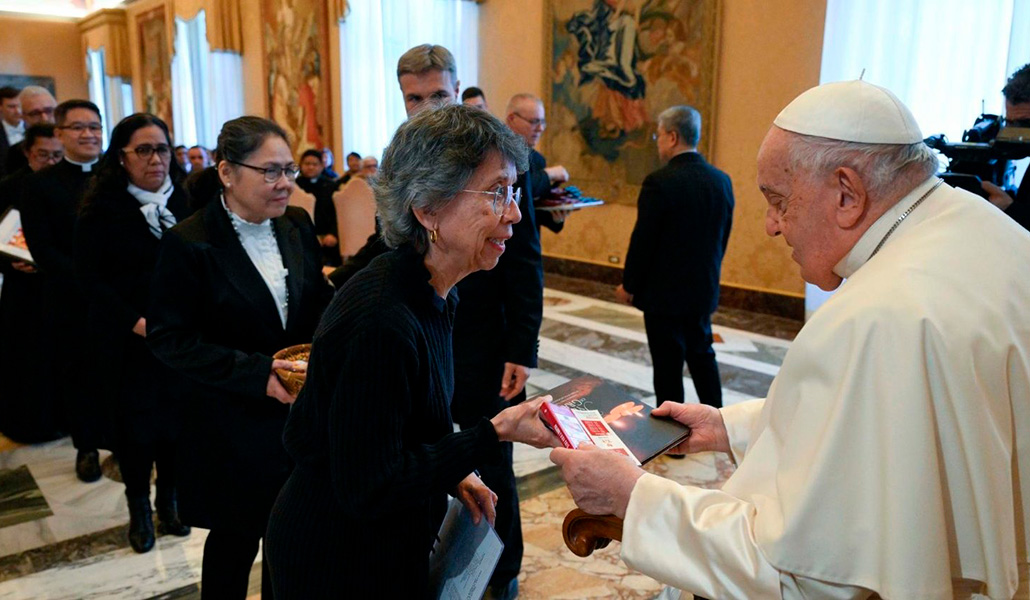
[720,398,764,465]
[621,473,781,599]
[621,474,877,600]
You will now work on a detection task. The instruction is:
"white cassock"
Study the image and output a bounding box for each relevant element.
[621,177,1030,599]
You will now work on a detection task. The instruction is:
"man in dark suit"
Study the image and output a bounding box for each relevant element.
[0,86,24,179]
[617,105,734,408]
[20,99,106,481]
[4,86,56,176]
[504,94,573,234]
[981,62,1030,230]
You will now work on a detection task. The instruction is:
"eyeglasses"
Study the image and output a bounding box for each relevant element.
[462,185,521,216]
[513,113,547,128]
[229,160,300,183]
[59,123,103,134]
[31,149,64,161]
[24,107,55,119]
[123,144,172,160]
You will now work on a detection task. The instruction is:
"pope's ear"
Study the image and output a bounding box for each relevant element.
[835,166,868,229]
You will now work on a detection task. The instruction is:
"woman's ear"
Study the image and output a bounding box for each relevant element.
[411,206,437,232]
[217,160,234,188]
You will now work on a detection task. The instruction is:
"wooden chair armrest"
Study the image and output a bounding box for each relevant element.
[562,509,624,557]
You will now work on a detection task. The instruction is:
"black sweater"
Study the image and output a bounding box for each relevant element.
[267,246,500,598]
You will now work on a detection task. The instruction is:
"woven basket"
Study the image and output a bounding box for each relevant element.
[273,343,311,397]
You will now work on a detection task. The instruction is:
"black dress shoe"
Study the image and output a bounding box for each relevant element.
[155,489,191,537]
[127,497,155,553]
[75,450,102,483]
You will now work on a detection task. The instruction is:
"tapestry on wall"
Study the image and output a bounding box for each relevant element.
[545,0,719,206]
[261,0,333,155]
[137,7,174,134]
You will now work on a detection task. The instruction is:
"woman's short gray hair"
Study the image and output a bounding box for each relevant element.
[785,133,940,201]
[373,104,529,254]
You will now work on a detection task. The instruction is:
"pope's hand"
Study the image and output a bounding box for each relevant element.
[651,401,730,455]
[550,444,643,518]
[454,472,497,526]
[490,395,561,449]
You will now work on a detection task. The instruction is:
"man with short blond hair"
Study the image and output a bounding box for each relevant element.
[396,43,460,116]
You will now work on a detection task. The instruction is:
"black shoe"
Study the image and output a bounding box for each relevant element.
[484,579,518,600]
[75,450,102,483]
[127,497,155,553]
[155,488,191,537]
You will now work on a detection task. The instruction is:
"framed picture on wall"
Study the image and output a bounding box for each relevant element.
[544,0,721,206]
[0,75,56,96]
[260,0,333,157]
[137,6,174,134]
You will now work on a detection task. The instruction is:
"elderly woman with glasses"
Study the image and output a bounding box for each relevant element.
[75,114,193,553]
[264,104,559,598]
[147,116,333,599]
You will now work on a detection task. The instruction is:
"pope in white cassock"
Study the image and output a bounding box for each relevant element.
[551,80,1030,599]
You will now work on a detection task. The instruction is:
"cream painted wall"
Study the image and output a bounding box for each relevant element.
[0,13,89,101]
[478,0,827,298]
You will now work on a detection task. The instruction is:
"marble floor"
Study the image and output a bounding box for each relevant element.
[0,283,794,599]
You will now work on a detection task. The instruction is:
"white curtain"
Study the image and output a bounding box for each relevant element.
[339,0,479,160]
[806,0,1030,319]
[86,47,133,148]
[172,10,244,150]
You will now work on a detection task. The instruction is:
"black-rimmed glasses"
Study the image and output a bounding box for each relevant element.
[32,149,64,162]
[228,160,301,183]
[462,185,521,216]
[123,144,172,160]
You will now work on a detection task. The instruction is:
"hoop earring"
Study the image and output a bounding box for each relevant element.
[429,228,438,244]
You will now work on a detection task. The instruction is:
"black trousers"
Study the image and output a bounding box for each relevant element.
[119,436,177,501]
[201,529,271,600]
[450,361,523,589]
[643,312,722,408]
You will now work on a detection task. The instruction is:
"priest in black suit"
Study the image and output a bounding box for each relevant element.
[0,123,64,442]
[19,100,107,480]
[617,105,734,409]
[296,149,342,266]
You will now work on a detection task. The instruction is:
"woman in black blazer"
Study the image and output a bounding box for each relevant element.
[147,116,332,600]
[75,114,193,553]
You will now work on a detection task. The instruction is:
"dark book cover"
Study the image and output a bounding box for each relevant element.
[543,376,690,465]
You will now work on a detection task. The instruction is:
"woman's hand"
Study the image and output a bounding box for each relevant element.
[453,473,497,526]
[132,317,147,337]
[651,401,730,455]
[490,395,561,448]
[267,360,300,405]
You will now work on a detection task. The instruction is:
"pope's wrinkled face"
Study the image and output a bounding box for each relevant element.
[757,127,845,291]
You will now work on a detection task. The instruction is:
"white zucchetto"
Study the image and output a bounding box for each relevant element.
[773,80,924,144]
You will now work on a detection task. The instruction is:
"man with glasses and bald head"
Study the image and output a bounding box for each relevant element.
[4,86,57,175]
[20,99,106,483]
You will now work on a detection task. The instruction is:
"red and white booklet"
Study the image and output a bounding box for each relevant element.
[538,376,691,465]
[540,401,641,465]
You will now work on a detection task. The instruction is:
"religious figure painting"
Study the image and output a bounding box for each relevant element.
[261,0,332,156]
[546,0,719,206]
[137,7,173,133]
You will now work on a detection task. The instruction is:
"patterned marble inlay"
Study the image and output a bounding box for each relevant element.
[0,467,51,529]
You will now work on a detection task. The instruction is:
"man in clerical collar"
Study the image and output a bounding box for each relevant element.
[4,86,56,175]
[551,80,1030,599]
[0,86,24,177]
[20,99,107,486]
